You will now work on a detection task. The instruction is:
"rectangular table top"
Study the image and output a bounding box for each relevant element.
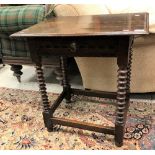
[11,12,149,37]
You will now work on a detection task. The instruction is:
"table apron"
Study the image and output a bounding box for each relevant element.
[27,36,131,57]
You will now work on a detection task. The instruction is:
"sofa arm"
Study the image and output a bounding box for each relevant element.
[0,5,45,33]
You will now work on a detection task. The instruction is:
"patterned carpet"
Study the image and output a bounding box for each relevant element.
[0,87,155,150]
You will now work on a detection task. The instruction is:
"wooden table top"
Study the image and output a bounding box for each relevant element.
[11,12,149,37]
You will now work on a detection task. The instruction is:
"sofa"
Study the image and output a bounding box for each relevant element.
[0,4,62,82]
[52,3,155,93]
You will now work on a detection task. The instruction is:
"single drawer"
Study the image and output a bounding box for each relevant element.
[29,36,119,57]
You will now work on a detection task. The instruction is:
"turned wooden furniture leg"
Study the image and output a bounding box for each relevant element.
[115,67,128,147]
[60,56,71,103]
[0,59,5,67]
[28,39,53,132]
[0,58,5,66]
[0,59,2,64]
[54,67,63,84]
[115,36,132,147]
[10,64,23,82]
[126,37,134,111]
[35,60,53,132]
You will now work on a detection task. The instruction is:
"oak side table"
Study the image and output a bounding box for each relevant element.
[11,13,149,147]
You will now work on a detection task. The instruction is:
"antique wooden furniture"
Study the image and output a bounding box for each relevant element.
[11,13,149,147]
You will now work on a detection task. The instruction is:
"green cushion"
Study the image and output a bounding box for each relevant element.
[0,5,47,58]
[0,5,45,33]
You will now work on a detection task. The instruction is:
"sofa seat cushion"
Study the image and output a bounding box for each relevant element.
[0,5,45,33]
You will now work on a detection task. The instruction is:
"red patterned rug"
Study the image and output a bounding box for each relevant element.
[0,87,155,150]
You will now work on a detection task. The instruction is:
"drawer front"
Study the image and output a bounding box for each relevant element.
[36,38,71,54]
[76,37,118,56]
[32,36,119,57]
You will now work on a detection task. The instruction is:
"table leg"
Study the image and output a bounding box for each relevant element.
[35,61,53,132]
[115,36,132,147]
[126,37,134,111]
[28,39,54,132]
[115,67,128,147]
[60,56,71,103]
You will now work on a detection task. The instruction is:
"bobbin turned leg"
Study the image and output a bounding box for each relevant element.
[60,56,71,103]
[126,37,134,111]
[35,62,53,132]
[28,39,53,131]
[115,36,132,147]
[115,67,128,147]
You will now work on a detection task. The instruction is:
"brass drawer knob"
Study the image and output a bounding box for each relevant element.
[70,42,76,52]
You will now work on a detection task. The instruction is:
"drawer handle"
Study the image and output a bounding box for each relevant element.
[70,42,76,52]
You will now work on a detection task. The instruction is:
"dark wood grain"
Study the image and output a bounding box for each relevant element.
[11,13,149,37]
[60,56,71,103]
[51,117,115,135]
[50,91,66,114]
[32,36,118,57]
[71,88,116,100]
[115,36,132,147]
